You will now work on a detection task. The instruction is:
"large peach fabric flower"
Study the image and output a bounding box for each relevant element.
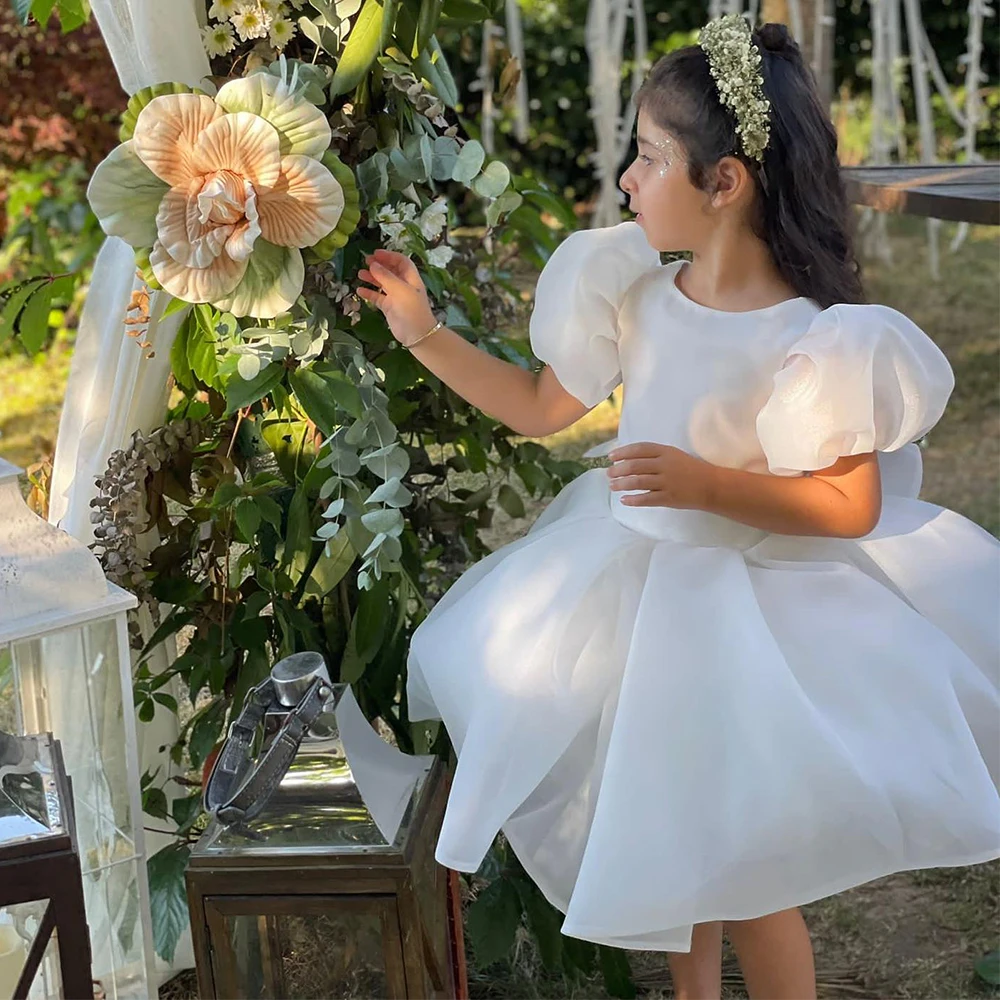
[88,74,345,317]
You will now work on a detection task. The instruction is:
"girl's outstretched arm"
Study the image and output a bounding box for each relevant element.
[357,249,590,437]
[607,444,883,539]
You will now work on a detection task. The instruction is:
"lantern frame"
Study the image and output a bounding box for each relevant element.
[0,733,92,999]
[186,756,467,999]
[0,458,156,998]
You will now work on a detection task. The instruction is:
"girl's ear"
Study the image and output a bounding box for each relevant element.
[708,156,753,210]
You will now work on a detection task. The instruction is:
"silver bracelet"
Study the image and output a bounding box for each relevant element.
[403,320,444,351]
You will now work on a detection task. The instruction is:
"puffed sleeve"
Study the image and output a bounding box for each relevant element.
[756,303,955,476]
[528,221,661,408]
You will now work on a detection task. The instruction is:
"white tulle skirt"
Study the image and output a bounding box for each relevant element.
[406,467,1000,952]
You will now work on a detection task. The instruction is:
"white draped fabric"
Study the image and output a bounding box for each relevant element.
[48,0,211,981]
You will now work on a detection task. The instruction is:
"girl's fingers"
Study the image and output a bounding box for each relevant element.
[609,475,659,492]
[356,286,386,307]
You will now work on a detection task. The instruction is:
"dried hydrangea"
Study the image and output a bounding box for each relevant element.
[699,14,771,162]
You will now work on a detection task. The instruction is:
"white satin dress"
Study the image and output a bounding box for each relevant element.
[406,221,1000,952]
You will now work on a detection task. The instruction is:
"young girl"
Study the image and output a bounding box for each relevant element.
[357,18,1000,1000]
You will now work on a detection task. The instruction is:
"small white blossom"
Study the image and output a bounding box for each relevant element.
[399,203,418,221]
[427,245,456,268]
[375,205,400,224]
[699,14,771,161]
[232,3,271,39]
[201,21,237,56]
[208,0,240,19]
[268,16,295,48]
[418,198,448,240]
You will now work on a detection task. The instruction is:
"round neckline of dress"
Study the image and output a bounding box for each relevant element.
[667,260,809,317]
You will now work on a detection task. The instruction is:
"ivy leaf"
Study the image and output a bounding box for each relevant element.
[514,878,563,972]
[465,877,522,967]
[975,949,1000,985]
[290,365,363,432]
[496,483,525,518]
[147,844,191,963]
[224,363,284,415]
[235,498,262,540]
[598,945,636,999]
[188,700,225,769]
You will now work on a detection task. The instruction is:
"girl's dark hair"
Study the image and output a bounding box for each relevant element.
[635,22,865,308]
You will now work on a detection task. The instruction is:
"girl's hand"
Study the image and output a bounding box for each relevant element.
[356,248,438,347]
[607,442,715,509]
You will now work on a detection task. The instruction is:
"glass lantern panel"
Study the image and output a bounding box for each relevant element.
[7,618,148,999]
[206,897,403,999]
[0,901,63,1000]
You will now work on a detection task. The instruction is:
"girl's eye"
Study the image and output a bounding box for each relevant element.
[639,154,653,164]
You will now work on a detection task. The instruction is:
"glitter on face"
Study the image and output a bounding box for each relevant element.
[639,133,680,178]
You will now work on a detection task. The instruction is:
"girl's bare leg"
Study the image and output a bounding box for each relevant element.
[724,906,817,1000]
[666,920,724,1000]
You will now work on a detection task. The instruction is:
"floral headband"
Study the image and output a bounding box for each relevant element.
[698,14,772,162]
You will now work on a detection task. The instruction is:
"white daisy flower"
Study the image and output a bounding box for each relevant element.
[201,21,237,56]
[232,5,271,39]
[208,0,240,19]
[260,0,285,14]
[426,245,456,268]
[418,198,448,240]
[268,16,295,48]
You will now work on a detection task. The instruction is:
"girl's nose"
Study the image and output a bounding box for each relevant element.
[619,165,634,195]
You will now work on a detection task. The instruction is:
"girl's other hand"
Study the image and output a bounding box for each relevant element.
[357,248,438,347]
[606,442,714,509]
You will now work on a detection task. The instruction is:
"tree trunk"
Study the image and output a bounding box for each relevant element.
[760,0,835,109]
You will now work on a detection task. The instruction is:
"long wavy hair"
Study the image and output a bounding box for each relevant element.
[635,22,865,308]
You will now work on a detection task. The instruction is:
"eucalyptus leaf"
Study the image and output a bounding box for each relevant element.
[361,506,404,536]
[472,159,511,199]
[360,442,409,480]
[451,139,485,184]
[431,136,460,181]
[366,476,412,507]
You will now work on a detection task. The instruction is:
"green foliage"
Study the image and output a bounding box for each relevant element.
[10,0,89,31]
[465,838,637,997]
[76,1,612,978]
[0,159,102,356]
[975,948,1000,986]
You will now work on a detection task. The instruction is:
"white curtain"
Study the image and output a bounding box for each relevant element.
[48,0,211,982]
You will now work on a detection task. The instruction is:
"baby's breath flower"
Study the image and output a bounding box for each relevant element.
[201,21,237,56]
[208,0,240,19]
[699,14,771,162]
[268,16,295,48]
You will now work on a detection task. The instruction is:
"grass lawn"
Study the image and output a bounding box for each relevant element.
[5,212,998,1000]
